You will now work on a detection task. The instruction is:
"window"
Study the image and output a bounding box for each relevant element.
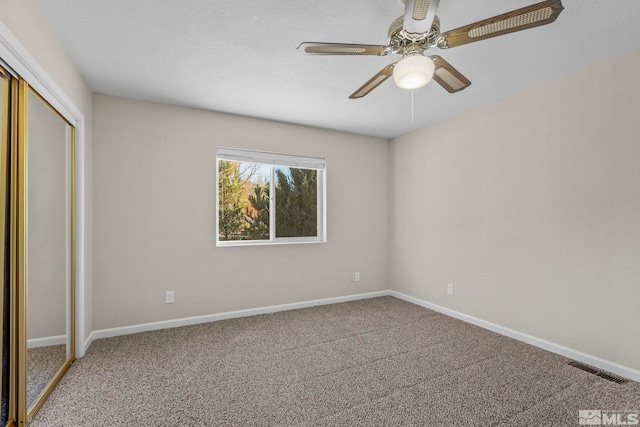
[216,148,326,246]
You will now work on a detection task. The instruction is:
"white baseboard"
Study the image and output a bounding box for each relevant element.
[389,290,640,383]
[27,335,66,349]
[82,289,639,382]
[83,330,95,356]
[86,290,390,348]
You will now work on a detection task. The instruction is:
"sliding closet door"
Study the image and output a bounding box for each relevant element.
[0,59,77,426]
[0,65,14,427]
[0,61,77,426]
[18,86,75,424]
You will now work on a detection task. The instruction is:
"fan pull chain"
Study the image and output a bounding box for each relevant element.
[411,89,414,123]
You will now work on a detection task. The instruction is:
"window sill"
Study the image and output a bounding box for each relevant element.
[216,238,326,248]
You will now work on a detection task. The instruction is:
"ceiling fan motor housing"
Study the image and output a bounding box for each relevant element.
[388,15,441,54]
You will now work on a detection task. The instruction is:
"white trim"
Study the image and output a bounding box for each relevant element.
[75,119,86,357]
[66,125,72,359]
[84,289,640,382]
[319,165,327,242]
[0,19,86,357]
[216,237,325,247]
[389,290,640,383]
[83,330,95,356]
[27,335,66,349]
[217,147,325,169]
[89,291,389,342]
[0,20,79,126]
[0,56,17,77]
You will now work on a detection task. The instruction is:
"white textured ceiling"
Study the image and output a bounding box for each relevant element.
[33,0,640,139]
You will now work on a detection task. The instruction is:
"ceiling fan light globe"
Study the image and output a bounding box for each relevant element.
[393,55,435,89]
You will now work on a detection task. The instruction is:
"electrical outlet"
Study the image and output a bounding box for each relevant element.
[447,284,454,295]
[354,272,361,282]
[165,290,175,304]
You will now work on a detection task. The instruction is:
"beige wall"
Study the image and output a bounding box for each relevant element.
[0,0,94,342]
[390,48,640,371]
[93,94,389,329]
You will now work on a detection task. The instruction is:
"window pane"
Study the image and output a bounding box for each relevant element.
[275,167,317,238]
[218,160,270,241]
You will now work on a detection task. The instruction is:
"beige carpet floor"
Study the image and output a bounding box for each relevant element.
[30,297,639,426]
[27,344,67,409]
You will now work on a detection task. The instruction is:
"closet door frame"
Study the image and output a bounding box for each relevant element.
[0,62,17,427]
[1,20,85,427]
[17,83,76,424]
[0,19,87,363]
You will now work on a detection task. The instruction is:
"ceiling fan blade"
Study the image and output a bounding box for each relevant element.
[429,56,471,93]
[403,0,440,35]
[349,64,396,99]
[439,0,564,48]
[298,42,389,56]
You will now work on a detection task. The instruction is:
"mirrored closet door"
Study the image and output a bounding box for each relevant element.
[0,64,14,427]
[22,87,75,422]
[0,63,76,427]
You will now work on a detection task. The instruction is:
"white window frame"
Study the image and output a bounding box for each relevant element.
[216,147,326,246]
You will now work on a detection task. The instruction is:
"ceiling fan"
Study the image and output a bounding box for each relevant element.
[298,0,564,99]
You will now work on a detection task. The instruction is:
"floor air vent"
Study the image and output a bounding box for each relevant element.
[595,372,628,384]
[568,361,628,384]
